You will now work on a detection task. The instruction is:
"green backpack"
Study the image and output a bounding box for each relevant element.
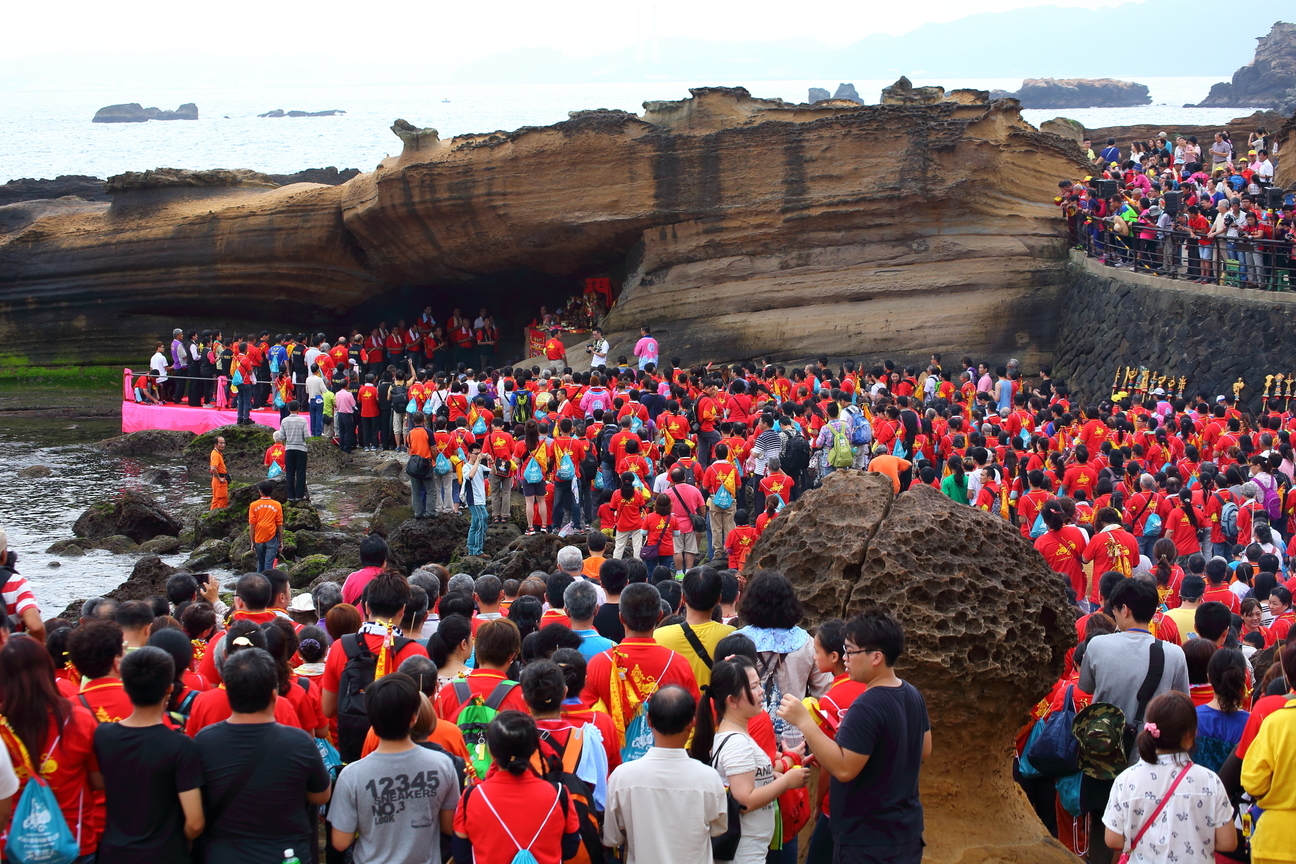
[828,422,855,469]
[453,680,520,781]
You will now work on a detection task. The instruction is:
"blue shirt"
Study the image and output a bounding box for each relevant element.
[574,628,616,661]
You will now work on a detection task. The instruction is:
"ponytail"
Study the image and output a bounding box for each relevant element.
[1136,691,1196,764]
[619,471,636,500]
[486,710,540,776]
[1208,649,1248,715]
[688,656,754,762]
[429,614,472,669]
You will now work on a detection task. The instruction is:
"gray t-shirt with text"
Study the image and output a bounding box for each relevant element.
[328,747,458,864]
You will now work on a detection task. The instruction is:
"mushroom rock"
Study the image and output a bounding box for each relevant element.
[747,471,1076,863]
[1,86,1083,369]
[880,76,946,106]
[1196,22,1296,112]
[1039,117,1085,142]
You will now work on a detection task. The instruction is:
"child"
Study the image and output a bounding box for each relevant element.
[1102,691,1235,860]
[595,489,616,540]
[641,495,676,574]
[726,509,760,573]
[582,531,607,579]
[755,496,780,535]
[804,619,868,864]
[293,625,330,681]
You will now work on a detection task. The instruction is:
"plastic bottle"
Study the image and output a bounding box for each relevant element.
[283,850,300,864]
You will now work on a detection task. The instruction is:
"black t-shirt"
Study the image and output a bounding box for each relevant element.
[832,680,929,847]
[93,723,205,864]
[193,722,330,864]
[592,602,624,643]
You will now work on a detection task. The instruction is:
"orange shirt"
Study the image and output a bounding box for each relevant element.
[210,449,227,478]
[582,555,605,580]
[361,716,471,760]
[408,426,433,459]
[867,455,910,493]
[248,497,283,544]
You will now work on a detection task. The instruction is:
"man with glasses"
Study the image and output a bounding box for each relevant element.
[777,610,930,864]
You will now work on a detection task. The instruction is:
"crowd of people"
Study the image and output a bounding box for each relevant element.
[0,522,930,864]
[1056,127,1294,289]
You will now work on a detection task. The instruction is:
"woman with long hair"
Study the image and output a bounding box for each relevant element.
[1194,648,1250,774]
[940,454,968,505]
[689,657,809,864]
[1165,487,1204,564]
[610,471,652,560]
[1034,500,1089,602]
[515,420,553,535]
[0,636,102,858]
[1151,537,1185,608]
[430,613,474,688]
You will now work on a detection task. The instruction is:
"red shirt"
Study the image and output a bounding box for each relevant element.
[185,687,302,736]
[759,472,794,503]
[1034,527,1088,598]
[580,638,699,732]
[696,396,720,433]
[1017,490,1051,538]
[642,512,676,556]
[1062,463,1100,498]
[77,677,134,724]
[559,704,622,771]
[610,487,653,533]
[544,338,566,361]
[726,526,761,571]
[0,707,101,857]
[540,609,572,629]
[1166,506,1204,557]
[453,771,580,864]
[322,632,429,694]
[1201,585,1241,615]
[358,383,380,417]
[1081,528,1140,600]
[434,669,530,721]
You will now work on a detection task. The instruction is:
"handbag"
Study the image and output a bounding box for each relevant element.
[405,454,432,479]
[710,734,744,861]
[640,519,664,561]
[671,485,706,533]
[1116,762,1192,863]
[1027,685,1080,778]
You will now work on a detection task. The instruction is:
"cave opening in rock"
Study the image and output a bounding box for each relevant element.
[352,264,623,362]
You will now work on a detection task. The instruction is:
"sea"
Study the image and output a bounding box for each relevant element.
[0,76,1256,183]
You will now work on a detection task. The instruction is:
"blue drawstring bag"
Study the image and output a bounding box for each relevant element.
[892,438,908,459]
[7,777,79,864]
[267,462,284,479]
[556,452,576,482]
[1030,512,1048,539]
[523,457,544,484]
[713,483,735,510]
[434,452,453,476]
[471,415,487,435]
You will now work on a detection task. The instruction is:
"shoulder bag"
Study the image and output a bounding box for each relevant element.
[671,485,706,533]
[1116,762,1192,864]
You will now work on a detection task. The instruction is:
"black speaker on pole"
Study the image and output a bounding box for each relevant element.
[1266,186,1287,210]
[1163,191,1181,215]
[1096,179,1118,199]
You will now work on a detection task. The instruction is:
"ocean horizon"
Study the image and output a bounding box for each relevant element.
[1,76,1259,185]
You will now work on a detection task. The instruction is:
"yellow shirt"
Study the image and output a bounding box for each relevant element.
[654,620,735,688]
[1162,606,1197,644]
[1242,702,1296,861]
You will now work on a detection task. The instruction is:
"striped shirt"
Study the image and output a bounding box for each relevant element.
[1,569,38,617]
[280,414,309,452]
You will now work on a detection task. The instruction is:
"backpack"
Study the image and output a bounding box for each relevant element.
[845,405,871,447]
[1220,499,1240,541]
[513,390,534,423]
[535,727,605,864]
[1029,512,1048,539]
[556,447,576,482]
[453,680,520,781]
[827,422,855,469]
[712,471,736,510]
[1025,685,1080,778]
[892,437,908,459]
[434,452,453,476]
[166,689,201,732]
[780,433,810,476]
[336,633,414,762]
[469,782,564,864]
[597,426,618,466]
[524,456,545,484]
[390,384,408,410]
[472,414,488,435]
[1,719,80,864]
[628,413,644,434]
[1257,474,1282,521]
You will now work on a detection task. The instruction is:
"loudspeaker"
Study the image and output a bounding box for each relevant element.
[1095,179,1118,199]
[1163,191,1181,215]
[1266,186,1287,210]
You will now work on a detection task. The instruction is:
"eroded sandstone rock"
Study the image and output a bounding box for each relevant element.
[1197,22,1296,112]
[747,471,1075,863]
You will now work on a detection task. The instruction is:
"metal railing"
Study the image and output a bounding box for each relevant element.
[1069,218,1295,291]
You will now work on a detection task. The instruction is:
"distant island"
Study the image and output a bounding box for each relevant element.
[258,109,347,118]
[93,103,198,123]
[988,79,1151,109]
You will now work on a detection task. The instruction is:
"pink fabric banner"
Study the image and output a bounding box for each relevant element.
[121,400,283,435]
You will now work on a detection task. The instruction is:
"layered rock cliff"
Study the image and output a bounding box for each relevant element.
[0,87,1084,367]
[1197,21,1296,112]
[990,77,1151,109]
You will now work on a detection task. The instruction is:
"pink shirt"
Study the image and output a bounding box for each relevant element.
[634,336,658,361]
[341,565,384,606]
[666,482,705,534]
[334,388,357,414]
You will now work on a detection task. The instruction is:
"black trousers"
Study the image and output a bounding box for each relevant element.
[285,449,308,501]
[360,415,378,449]
[338,413,356,453]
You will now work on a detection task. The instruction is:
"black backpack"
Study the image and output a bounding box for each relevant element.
[336,633,413,762]
[781,433,811,475]
[597,425,618,466]
[536,728,605,864]
[390,383,409,410]
[513,390,534,422]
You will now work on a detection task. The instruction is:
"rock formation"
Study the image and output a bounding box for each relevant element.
[259,109,347,118]
[807,87,830,104]
[93,103,198,123]
[831,83,863,104]
[0,176,107,206]
[747,471,1075,863]
[880,76,945,106]
[1196,21,1296,112]
[72,490,182,543]
[1,86,1083,369]
[989,78,1151,109]
[1038,117,1084,142]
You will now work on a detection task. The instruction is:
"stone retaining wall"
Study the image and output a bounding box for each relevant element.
[1053,250,1296,411]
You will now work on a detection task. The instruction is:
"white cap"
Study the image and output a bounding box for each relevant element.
[1216,395,1227,402]
[1152,388,1165,395]
[288,594,315,612]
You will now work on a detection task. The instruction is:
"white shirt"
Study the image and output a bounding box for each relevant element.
[473,316,487,330]
[1102,753,1232,864]
[150,351,168,382]
[305,347,321,371]
[711,731,776,864]
[589,338,609,367]
[1257,159,1274,182]
[306,374,326,399]
[603,747,727,864]
[0,746,17,800]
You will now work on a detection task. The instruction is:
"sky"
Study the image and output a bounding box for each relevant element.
[11,0,1138,69]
